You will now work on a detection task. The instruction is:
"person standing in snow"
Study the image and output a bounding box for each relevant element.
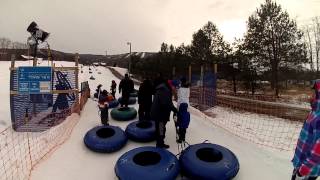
[119,74,134,107]
[291,79,320,180]
[98,90,109,126]
[110,80,117,99]
[151,77,178,149]
[138,77,153,121]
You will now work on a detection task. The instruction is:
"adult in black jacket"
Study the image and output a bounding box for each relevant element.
[138,77,153,121]
[151,79,177,149]
[119,74,134,107]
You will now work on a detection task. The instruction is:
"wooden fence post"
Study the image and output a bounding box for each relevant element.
[172,66,176,78]
[10,54,15,69]
[188,65,192,84]
[214,64,218,74]
[74,53,80,114]
[200,65,204,86]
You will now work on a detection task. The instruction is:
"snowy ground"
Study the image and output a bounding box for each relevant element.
[29,65,297,180]
[0,60,309,179]
[203,106,302,151]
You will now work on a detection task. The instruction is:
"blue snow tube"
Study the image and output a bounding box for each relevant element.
[108,99,119,108]
[179,143,239,180]
[115,146,180,180]
[84,126,128,153]
[125,121,156,142]
[118,97,136,105]
[111,107,137,121]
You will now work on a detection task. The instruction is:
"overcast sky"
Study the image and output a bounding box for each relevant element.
[0,0,319,55]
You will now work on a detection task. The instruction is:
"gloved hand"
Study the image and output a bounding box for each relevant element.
[295,174,307,180]
[173,113,177,123]
[293,169,308,180]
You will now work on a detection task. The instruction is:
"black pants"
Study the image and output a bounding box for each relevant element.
[291,169,318,180]
[121,94,129,107]
[155,121,167,146]
[111,90,116,99]
[100,106,109,125]
[178,128,186,141]
[138,104,151,121]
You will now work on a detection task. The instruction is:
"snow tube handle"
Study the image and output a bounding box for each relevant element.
[166,162,176,172]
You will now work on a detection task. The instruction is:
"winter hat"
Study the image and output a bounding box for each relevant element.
[312,79,320,91]
[172,79,180,87]
[102,90,108,95]
[154,76,165,88]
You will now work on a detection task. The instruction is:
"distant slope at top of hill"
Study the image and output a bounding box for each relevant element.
[0,48,156,68]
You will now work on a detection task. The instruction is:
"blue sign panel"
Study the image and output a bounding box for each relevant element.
[18,67,52,94]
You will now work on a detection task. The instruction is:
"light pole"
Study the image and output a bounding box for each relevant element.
[127,42,131,75]
[232,62,238,95]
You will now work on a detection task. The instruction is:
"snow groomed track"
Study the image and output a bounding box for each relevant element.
[30,65,295,180]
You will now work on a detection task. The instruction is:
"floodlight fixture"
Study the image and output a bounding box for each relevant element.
[26,21,50,61]
[26,21,50,42]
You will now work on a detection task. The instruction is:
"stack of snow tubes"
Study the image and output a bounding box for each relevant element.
[84,125,127,153]
[118,97,136,105]
[115,146,180,180]
[179,143,240,180]
[111,107,137,121]
[125,121,156,142]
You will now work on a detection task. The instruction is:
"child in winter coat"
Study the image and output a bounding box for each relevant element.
[291,79,320,180]
[98,90,109,126]
[176,103,190,143]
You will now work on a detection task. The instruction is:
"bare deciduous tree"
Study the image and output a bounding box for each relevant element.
[11,41,28,49]
[305,26,314,71]
[313,17,320,75]
[0,38,11,49]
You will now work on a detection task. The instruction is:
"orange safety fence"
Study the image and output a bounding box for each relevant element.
[0,88,90,180]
